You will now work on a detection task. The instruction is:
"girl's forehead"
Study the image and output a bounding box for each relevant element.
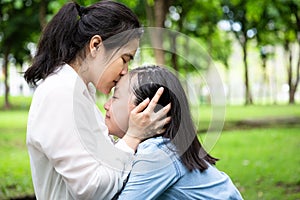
[114,74,132,94]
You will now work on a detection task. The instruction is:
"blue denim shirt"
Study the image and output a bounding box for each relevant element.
[118,137,243,200]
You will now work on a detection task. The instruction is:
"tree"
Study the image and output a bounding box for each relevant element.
[0,0,40,109]
[273,0,300,104]
[251,0,277,104]
[221,0,256,105]
[144,0,171,65]
[162,0,228,74]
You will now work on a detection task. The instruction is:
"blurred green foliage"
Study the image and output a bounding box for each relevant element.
[1,0,300,106]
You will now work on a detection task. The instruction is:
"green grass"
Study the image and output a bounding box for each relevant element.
[224,104,300,120]
[0,110,33,199]
[0,96,32,111]
[0,96,300,199]
[209,127,300,200]
[194,104,300,132]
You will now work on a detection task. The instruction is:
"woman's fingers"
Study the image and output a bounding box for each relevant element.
[157,128,166,134]
[155,103,171,120]
[146,116,171,138]
[131,97,150,114]
[144,87,164,113]
[157,116,171,129]
[127,87,172,140]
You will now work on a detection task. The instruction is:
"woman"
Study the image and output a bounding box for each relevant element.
[105,65,243,199]
[24,2,170,200]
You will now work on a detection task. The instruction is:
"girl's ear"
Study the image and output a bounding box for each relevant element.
[89,35,102,57]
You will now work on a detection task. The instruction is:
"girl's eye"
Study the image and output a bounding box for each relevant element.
[112,96,118,99]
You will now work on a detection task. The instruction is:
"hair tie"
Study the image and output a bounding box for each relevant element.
[79,6,85,17]
[75,3,86,17]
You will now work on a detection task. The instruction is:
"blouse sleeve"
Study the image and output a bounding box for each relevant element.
[27,85,134,200]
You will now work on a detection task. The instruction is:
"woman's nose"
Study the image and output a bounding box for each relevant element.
[121,64,129,75]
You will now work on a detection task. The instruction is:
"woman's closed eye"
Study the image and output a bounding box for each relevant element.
[121,54,133,64]
[121,56,131,64]
[121,57,127,64]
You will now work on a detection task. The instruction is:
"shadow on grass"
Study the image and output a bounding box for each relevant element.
[10,195,36,200]
[276,180,300,195]
[199,116,300,133]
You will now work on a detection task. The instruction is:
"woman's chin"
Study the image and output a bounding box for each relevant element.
[97,85,112,95]
[101,88,110,95]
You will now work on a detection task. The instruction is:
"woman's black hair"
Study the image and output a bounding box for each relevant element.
[130,65,218,172]
[24,0,141,86]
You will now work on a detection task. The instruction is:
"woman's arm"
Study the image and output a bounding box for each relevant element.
[28,85,132,200]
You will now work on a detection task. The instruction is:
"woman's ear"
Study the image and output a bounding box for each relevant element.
[89,35,102,57]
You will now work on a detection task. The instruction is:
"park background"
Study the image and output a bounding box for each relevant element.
[0,0,300,199]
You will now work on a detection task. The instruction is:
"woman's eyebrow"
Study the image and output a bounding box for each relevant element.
[123,53,134,60]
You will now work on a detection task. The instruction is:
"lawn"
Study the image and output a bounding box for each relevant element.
[0,110,32,199]
[0,96,299,199]
[209,127,300,200]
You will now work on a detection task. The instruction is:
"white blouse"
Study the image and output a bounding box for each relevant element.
[26,64,134,200]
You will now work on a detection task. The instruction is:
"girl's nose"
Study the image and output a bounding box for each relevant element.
[104,99,112,111]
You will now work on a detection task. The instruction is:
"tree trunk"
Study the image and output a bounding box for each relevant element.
[271,54,278,105]
[242,39,253,105]
[145,0,154,27]
[294,42,300,102]
[39,0,48,30]
[3,48,11,109]
[170,32,178,77]
[152,0,169,65]
[225,63,231,105]
[288,42,300,104]
[259,56,268,104]
[285,42,294,104]
[289,86,296,104]
[183,37,190,97]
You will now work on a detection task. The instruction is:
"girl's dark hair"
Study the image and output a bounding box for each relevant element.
[130,65,218,172]
[24,0,141,86]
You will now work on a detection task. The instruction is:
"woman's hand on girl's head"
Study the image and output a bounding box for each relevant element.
[124,87,171,145]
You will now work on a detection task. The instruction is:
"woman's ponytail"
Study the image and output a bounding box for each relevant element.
[25,1,141,86]
[24,2,81,86]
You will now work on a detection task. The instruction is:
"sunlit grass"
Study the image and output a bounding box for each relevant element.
[0,113,32,199]
[0,96,32,110]
[194,104,300,132]
[0,96,299,199]
[209,127,300,200]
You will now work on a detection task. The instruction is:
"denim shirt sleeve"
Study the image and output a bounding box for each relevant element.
[118,138,180,200]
